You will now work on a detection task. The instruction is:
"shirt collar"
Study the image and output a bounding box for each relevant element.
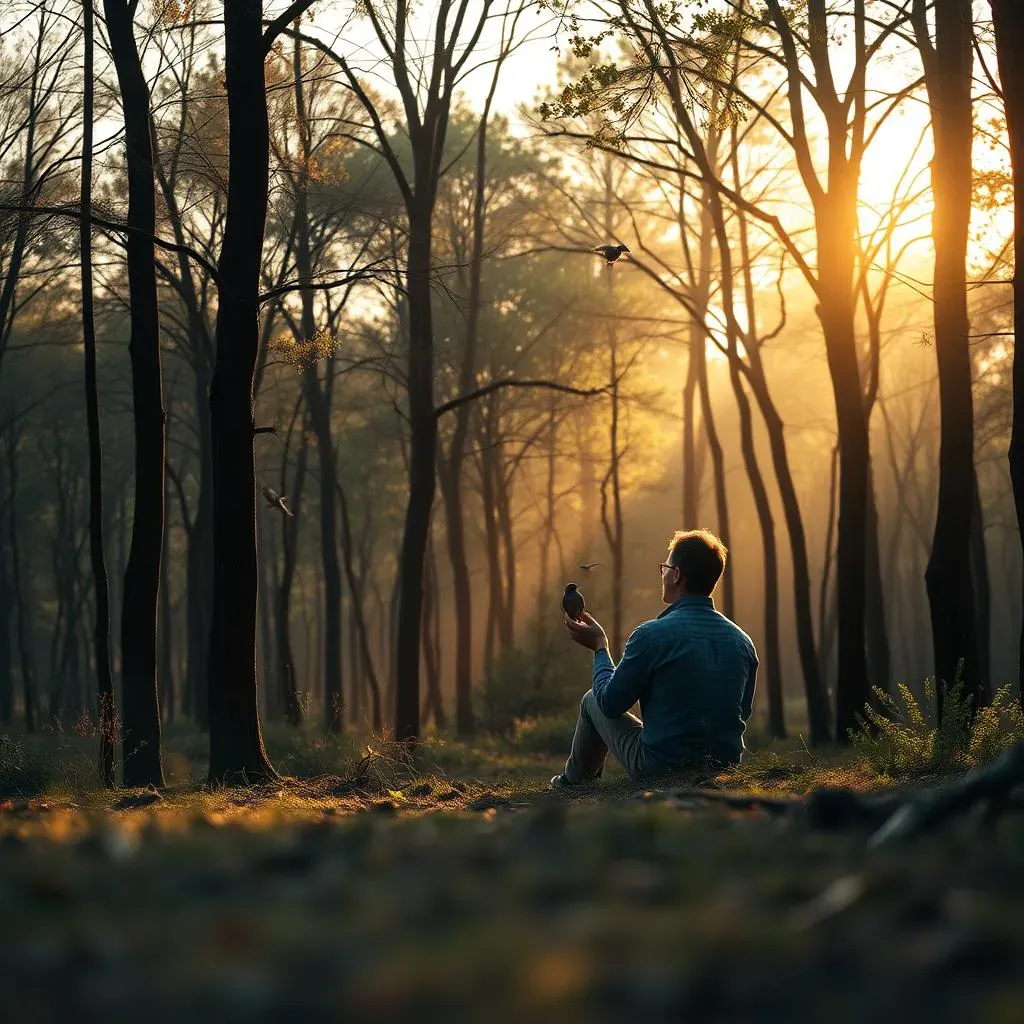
[657,593,715,618]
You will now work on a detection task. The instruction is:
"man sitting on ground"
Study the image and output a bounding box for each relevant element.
[552,529,758,789]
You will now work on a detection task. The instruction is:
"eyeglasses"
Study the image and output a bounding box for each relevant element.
[659,562,678,576]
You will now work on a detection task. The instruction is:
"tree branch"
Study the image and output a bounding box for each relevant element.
[434,379,607,419]
[0,201,224,289]
[263,0,318,51]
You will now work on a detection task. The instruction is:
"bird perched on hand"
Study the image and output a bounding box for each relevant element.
[262,485,294,517]
[591,243,631,265]
[579,562,602,573]
[561,583,585,621]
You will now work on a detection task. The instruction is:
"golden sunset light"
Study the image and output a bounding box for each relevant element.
[1,0,1023,1017]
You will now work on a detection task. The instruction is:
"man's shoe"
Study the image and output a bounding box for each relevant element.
[550,773,572,790]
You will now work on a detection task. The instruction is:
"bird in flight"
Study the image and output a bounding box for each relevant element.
[262,485,294,517]
[579,563,603,572]
[561,583,585,621]
[591,243,631,265]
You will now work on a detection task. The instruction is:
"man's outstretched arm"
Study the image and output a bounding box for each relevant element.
[565,613,652,716]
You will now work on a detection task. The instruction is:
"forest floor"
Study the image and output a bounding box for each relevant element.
[1,725,1023,1022]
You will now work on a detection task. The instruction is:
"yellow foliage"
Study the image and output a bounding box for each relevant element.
[269,325,340,373]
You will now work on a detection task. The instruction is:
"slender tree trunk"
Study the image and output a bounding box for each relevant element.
[7,437,35,732]
[421,530,445,729]
[817,190,872,741]
[105,0,165,787]
[916,0,982,711]
[207,0,277,783]
[439,470,473,732]
[991,0,1024,705]
[291,35,344,735]
[159,502,174,724]
[277,427,307,728]
[696,345,733,619]
[187,364,213,729]
[337,481,382,731]
[728,365,784,737]
[394,196,439,742]
[0,538,12,725]
[495,454,517,652]
[480,420,503,677]
[971,471,991,691]
[257,511,276,719]
[539,403,557,605]
[80,0,115,786]
[349,601,362,725]
[439,89,496,738]
[864,476,891,693]
[682,326,702,526]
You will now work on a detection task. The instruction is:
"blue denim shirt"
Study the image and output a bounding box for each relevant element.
[592,595,758,768]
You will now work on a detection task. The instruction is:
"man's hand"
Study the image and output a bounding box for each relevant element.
[565,611,609,652]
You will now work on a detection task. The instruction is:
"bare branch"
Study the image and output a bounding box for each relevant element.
[434,379,608,419]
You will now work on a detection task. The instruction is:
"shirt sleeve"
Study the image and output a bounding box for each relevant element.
[592,626,652,718]
[740,648,758,721]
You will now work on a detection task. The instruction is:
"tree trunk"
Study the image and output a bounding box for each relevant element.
[682,324,702,526]
[80,0,116,786]
[0,539,12,725]
[277,426,308,728]
[190,364,214,729]
[349,601,362,725]
[207,0,277,783]
[291,35,344,735]
[991,0,1024,706]
[864,475,891,693]
[393,192,439,743]
[439,91,495,738]
[729,365,785,737]
[421,530,445,729]
[495,452,517,653]
[337,480,382,732]
[480,417,503,677]
[696,344,733,619]
[820,258,872,740]
[159,499,174,724]
[7,436,35,732]
[971,471,991,691]
[257,511,276,720]
[917,0,982,711]
[105,0,165,787]
[439,468,473,733]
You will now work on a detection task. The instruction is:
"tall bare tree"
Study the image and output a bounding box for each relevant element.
[103,0,165,786]
[990,0,1024,704]
[913,0,985,711]
[81,0,115,786]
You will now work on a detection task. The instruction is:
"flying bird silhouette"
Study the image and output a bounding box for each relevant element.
[262,485,294,518]
[578,562,603,572]
[591,243,630,265]
[561,583,585,621]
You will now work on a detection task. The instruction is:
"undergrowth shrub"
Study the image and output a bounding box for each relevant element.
[509,713,578,755]
[477,612,584,734]
[853,679,1024,777]
[0,732,99,797]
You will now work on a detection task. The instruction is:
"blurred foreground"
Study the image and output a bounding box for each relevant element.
[1,724,1023,1022]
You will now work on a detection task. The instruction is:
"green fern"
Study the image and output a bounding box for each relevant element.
[852,675,1024,778]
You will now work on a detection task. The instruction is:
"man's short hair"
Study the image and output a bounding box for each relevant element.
[667,529,728,595]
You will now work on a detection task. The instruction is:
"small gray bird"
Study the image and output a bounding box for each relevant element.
[262,485,294,517]
[561,583,585,621]
[591,243,631,265]
[579,562,602,572]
